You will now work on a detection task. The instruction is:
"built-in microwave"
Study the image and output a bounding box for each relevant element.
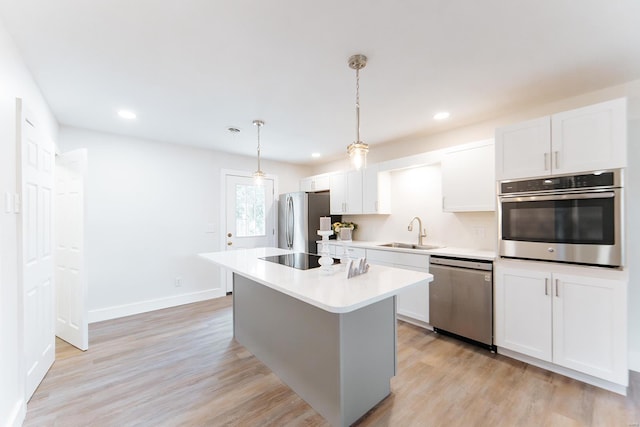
[498,169,623,268]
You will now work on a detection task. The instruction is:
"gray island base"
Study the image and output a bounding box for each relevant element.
[234,273,396,427]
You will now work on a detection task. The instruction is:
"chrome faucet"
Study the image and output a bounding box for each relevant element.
[408,217,427,246]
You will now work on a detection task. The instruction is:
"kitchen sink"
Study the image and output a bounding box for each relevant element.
[378,242,442,250]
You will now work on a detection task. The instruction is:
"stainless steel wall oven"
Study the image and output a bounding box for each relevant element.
[498,169,623,267]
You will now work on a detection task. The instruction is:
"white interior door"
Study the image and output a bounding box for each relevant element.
[55,149,88,351]
[17,99,55,400]
[223,174,275,292]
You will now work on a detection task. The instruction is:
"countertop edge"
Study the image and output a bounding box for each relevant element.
[318,240,496,261]
[199,249,433,314]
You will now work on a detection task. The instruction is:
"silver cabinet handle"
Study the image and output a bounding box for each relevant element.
[555,279,559,297]
[554,151,559,169]
[545,278,549,296]
[544,152,549,170]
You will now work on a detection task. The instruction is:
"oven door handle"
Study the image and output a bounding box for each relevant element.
[500,191,616,203]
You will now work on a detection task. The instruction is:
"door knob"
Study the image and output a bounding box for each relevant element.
[227,232,232,237]
[227,242,233,246]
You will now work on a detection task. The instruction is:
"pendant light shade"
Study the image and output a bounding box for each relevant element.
[346,54,369,170]
[252,119,266,182]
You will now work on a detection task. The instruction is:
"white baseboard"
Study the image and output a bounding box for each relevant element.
[629,350,640,373]
[3,398,25,427]
[498,347,628,396]
[89,289,224,323]
[397,314,433,331]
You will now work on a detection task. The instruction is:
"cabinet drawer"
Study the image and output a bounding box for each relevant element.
[330,245,366,259]
[367,249,429,270]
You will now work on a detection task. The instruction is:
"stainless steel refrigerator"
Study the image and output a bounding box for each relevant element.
[278,191,336,254]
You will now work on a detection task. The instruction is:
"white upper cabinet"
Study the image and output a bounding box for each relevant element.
[495,98,627,180]
[495,117,551,180]
[551,98,627,175]
[442,139,495,212]
[329,170,363,215]
[363,164,391,214]
[329,172,347,214]
[300,173,331,192]
[328,165,390,215]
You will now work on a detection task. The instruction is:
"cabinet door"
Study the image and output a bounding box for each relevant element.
[301,174,332,192]
[368,249,429,323]
[495,117,551,180]
[329,172,346,214]
[495,265,552,361]
[313,174,331,191]
[362,164,391,214]
[551,98,627,175]
[395,270,429,323]
[442,140,495,212]
[300,178,314,192]
[333,245,365,259]
[345,170,363,214]
[552,273,627,384]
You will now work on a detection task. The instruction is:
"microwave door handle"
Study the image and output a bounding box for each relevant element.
[501,191,616,202]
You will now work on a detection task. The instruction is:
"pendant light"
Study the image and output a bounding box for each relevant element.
[252,119,266,182]
[347,54,368,170]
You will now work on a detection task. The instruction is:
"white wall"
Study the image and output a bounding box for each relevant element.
[313,79,640,173]
[59,127,309,321]
[346,165,495,250]
[0,19,59,427]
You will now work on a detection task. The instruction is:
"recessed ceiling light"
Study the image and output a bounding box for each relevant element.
[433,111,450,120]
[311,153,321,158]
[118,110,137,120]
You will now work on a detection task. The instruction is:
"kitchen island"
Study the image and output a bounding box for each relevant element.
[200,247,432,427]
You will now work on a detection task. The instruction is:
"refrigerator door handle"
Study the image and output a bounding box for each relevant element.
[285,196,290,248]
[287,196,294,249]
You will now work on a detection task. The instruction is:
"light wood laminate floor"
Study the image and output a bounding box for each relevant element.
[25,296,639,426]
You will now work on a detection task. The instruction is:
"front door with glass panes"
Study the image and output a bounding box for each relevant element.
[224,174,275,292]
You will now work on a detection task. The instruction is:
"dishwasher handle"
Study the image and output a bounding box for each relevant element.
[429,256,493,271]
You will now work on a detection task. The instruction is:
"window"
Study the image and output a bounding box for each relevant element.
[235,184,266,237]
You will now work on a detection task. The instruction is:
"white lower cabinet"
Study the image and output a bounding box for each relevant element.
[321,242,366,260]
[366,249,430,325]
[334,244,366,260]
[495,261,628,386]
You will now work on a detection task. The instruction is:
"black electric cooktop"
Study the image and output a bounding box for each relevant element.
[260,253,339,270]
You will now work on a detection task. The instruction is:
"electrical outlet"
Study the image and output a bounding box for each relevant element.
[472,226,486,239]
[174,277,182,287]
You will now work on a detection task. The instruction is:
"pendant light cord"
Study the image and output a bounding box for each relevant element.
[356,67,361,143]
[256,122,261,172]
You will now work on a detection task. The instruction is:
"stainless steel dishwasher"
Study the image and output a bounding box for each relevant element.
[429,256,494,350]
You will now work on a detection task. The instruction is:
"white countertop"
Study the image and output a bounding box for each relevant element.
[199,247,433,314]
[321,240,496,261]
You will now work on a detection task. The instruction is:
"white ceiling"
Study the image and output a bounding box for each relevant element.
[1,0,639,164]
